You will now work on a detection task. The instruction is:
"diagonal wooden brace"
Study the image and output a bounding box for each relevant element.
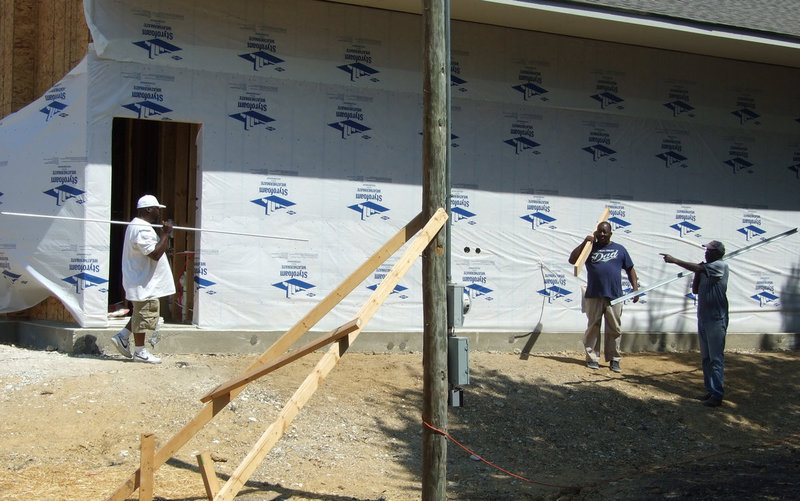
[199,318,362,403]
[212,207,448,501]
[106,212,426,501]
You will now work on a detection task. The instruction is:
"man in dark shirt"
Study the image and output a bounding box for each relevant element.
[661,241,729,407]
[569,221,639,373]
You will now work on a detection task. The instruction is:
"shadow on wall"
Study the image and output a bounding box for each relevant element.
[779,262,800,350]
[623,269,697,352]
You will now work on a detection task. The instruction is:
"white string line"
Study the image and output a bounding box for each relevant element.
[0,211,308,242]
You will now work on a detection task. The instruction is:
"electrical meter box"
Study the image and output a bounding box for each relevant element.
[447,284,469,328]
[448,336,469,386]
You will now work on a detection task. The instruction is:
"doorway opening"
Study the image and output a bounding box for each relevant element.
[110,118,201,324]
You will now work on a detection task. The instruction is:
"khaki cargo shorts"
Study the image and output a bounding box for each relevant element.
[131,299,160,334]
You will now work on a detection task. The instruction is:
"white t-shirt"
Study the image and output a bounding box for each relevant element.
[121,217,176,301]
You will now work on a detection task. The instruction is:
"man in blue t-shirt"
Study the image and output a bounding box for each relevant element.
[569,221,639,373]
[661,241,729,407]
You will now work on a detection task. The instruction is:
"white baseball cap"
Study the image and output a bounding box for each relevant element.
[137,195,166,209]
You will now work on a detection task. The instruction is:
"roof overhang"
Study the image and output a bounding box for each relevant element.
[325,0,800,69]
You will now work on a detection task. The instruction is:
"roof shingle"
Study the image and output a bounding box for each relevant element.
[559,0,800,38]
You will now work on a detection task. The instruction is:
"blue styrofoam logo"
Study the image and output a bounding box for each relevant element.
[732,107,760,125]
[251,195,296,216]
[542,271,572,304]
[348,200,389,221]
[366,283,409,299]
[607,203,631,234]
[462,268,493,302]
[751,276,779,307]
[465,283,493,302]
[512,82,548,101]
[40,85,69,122]
[43,185,85,207]
[656,150,688,169]
[663,100,694,117]
[230,110,275,131]
[274,259,314,298]
[737,224,766,241]
[194,276,217,294]
[521,198,556,230]
[451,206,476,225]
[537,285,571,304]
[40,101,68,122]
[194,260,217,295]
[122,100,172,120]
[670,220,701,238]
[608,216,631,233]
[133,39,183,60]
[451,191,475,225]
[583,144,616,162]
[591,91,624,110]
[520,211,556,230]
[724,156,754,174]
[2,269,23,286]
[504,136,540,155]
[328,119,371,139]
[273,277,315,298]
[751,290,779,307]
[62,272,107,294]
[239,51,285,71]
[337,62,379,82]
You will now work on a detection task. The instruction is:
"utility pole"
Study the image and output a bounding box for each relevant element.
[421,0,448,499]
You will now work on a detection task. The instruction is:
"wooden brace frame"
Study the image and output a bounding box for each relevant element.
[106,208,447,501]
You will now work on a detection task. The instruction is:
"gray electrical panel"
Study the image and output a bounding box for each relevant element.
[447,284,467,328]
[448,336,469,386]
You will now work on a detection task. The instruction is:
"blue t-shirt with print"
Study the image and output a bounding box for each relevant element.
[584,241,634,299]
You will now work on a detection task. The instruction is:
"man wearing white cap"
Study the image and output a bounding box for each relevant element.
[111,195,176,364]
[660,240,729,407]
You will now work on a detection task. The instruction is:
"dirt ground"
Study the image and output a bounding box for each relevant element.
[0,341,799,501]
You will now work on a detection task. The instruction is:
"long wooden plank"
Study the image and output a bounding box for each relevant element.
[199,318,362,402]
[573,206,610,277]
[214,208,448,501]
[106,211,426,501]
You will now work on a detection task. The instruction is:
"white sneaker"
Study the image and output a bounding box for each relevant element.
[111,331,132,359]
[133,348,162,364]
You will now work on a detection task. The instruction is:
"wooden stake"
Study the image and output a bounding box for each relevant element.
[106,212,425,501]
[139,434,155,501]
[196,452,220,500]
[573,207,610,277]
[213,208,448,501]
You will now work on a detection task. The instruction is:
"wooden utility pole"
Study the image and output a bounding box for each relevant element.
[421,0,448,499]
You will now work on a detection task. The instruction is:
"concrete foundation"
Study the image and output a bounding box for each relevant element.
[1,319,797,355]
